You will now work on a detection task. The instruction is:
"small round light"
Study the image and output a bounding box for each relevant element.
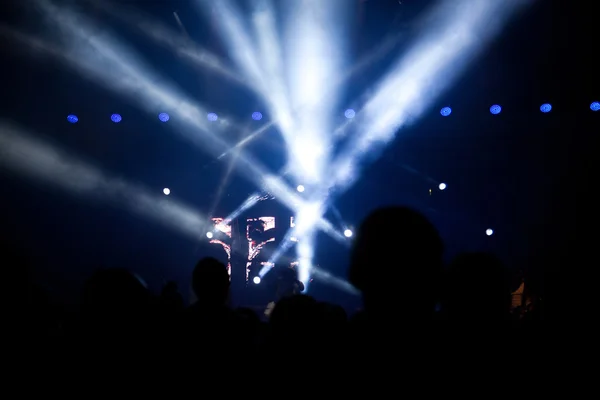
[591,102,600,111]
[207,113,218,121]
[486,229,494,236]
[206,232,214,239]
[253,276,261,284]
[252,112,263,121]
[296,185,305,193]
[439,183,447,190]
[344,109,355,119]
[440,107,452,116]
[67,114,78,123]
[111,114,122,123]
[158,113,170,122]
[163,188,170,195]
[540,103,552,113]
[344,229,353,238]
[490,105,502,115]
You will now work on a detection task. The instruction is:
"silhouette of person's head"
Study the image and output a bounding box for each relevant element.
[443,252,511,322]
[349,206,443,319]
[276,267,304,298]
[192,257,230,307]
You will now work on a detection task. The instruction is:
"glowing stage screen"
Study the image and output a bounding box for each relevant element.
[208,215,297,282]
[209,218,232,276]
[246,216,275,281]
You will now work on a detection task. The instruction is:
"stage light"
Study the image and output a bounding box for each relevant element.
[591,102,600,111]
[540,103,552,113]
[206,232,214,239]
[290,237,298,242]
[344,229,353,238]
[111,113,122,123]
[490,105,502,115]
[67,114,78,123]
[163,188,170,195]
[158,113,170,122]
[252,112,262,121]
[296,185,305,193]
[207,112,218,121]
[344,109,355,119]
[439,183,447,190]
[440,107,452,116]
[486,229,494,236]
[253,276,261,284]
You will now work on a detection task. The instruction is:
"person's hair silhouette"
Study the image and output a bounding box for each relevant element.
[348,206,443,320]
[192,257,230,307]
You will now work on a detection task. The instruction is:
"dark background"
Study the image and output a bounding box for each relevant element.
[0,0,595,311]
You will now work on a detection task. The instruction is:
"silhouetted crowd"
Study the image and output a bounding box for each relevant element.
[13,207,542,385]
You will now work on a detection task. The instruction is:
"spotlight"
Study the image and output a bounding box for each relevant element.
[540,103,552,113]
[490,105,502,115]
[440,107,452,116]
[253,276,261,284]
[111,114,122,123]
[290,237,298,242]
[591,102,600,111]
[439,183,447,190]
[206,232,214,239]
[207,113,218,121]
[163,188,170,195]
[67,114,78,124]
[344,109,355,119]
[486,229,494,236]
[252,112,263,121]
[158,113,170,122]
[344,229,353,238]
[296,185,305,193]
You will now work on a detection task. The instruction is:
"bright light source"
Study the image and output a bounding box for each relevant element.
[296,185,305,193]
[206,232,214,239]
[591,102,600,111]
[490,105,502,115]
[111,113,122,123]
[252,112,262,121]
[344,109,355,119]
[290,237,298,242]
[158,113,170,122]
[540,103,552,113]
[439,183,447,190]
[67,114,78,124]
[486,229,494,236]
[163,188,170,195]
[253,276,261,284]
[440,107,452,116]
[344,229,353,238]
[207,113,218,121]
